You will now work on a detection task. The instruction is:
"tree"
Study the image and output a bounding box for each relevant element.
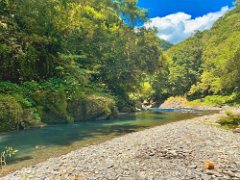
[222,47,240,93]
[165,5,240,101]
[166,31,204,96]
[235,0,240,6]
[0,0,167,130]
[113,0,147,25]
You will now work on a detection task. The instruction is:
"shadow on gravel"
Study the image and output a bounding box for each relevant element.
[7,156,33,165]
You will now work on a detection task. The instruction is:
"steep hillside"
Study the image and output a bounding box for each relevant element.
[159,39,172,51]
[0,0,164,132]
[166,5,240,101]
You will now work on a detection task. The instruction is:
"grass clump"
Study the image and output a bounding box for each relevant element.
[218,111,240,129]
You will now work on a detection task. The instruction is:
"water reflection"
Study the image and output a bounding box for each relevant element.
[0,109,215,175]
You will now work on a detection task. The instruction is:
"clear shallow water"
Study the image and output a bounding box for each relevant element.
[0,109,215,175]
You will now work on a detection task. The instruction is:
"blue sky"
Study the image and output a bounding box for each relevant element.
[138,0,235,43]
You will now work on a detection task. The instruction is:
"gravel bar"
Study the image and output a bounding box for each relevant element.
[1,111,240,180]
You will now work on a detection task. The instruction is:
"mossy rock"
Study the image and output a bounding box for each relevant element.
[22,108,43,127]
[68,98,85,121]
[33,90,71,124]
[0,95,23,132]
[85,95,118,120]
[69,95,118,121]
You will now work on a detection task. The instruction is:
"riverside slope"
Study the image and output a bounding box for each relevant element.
[2,111,240,180]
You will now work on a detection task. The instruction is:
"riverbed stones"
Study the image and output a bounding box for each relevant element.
[233,128,240,133]
[1,111,240,180]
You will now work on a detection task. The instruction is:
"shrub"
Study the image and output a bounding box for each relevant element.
[225,110,233,116]
[204,94,237,105]
[0,81,33,108]
[218,113,240,129]
[0,81,22,94]
[0,146,18,169]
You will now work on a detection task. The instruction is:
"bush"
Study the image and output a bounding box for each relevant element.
[0,146,18,169]
[225,110,233,116]
[187,93,239,106]
[204,94,237,105]
[0,81,33,108]
[0,82,43,130]
[218,113,240,129]
[0,81,22,94]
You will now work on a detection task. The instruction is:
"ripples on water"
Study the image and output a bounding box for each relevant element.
[0,109,216,175]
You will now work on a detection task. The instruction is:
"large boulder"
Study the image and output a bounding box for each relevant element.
[0,95,23,132]
[160,96,188,109]
[69,95,118,121]
[33,90,71,124]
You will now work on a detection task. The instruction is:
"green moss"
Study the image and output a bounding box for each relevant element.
[0,79,119,131]
[85,95,118,120]
[23,108,43,127]
[33,89,70,124]
[69,95,118,121]
[0,95,23,132]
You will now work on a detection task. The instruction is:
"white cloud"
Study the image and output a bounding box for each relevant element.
[144,6,231,44]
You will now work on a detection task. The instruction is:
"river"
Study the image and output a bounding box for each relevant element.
[0,109,215,175]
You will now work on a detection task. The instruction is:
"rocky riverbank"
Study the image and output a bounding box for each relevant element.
[159,96,240,111]
[1,110,240,180]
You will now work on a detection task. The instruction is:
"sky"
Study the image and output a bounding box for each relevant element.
[138,0,235,44]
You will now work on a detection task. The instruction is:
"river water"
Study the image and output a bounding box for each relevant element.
[0,109,215,175]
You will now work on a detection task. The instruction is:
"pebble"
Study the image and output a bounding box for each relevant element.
[1,112,240,180]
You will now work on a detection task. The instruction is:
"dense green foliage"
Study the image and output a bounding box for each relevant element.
[1,0,240,132]
[0,0,165,131]
[164,5,240,104]
[167,32,203,96]
[159,39,173,51]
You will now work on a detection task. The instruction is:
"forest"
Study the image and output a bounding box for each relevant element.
[0,0,240,132]
[0,0,168,132]
[165,2,240,105]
